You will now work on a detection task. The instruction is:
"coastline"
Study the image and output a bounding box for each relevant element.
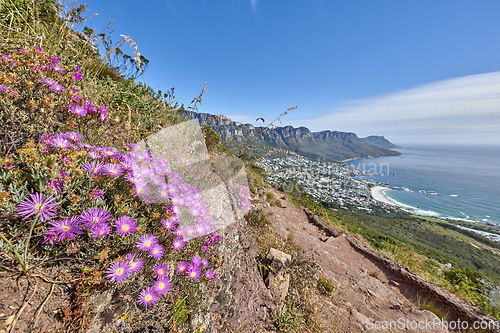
[370,186,396,206]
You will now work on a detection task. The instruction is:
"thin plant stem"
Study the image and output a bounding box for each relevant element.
[23,215,39,273]
[0,232,26,272]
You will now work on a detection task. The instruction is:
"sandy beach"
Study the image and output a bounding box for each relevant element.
[370,186,396,206]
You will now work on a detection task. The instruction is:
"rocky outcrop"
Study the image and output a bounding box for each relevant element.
[182,111,401,161]
[263,248,291,302]
[303,207,500,332]
[303,208,343,237]
[194,218,276,333]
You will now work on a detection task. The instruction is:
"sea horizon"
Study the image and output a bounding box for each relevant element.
[348,144,500,226]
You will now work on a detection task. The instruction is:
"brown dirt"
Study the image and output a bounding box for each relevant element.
[0,266,72,332]
[264,189,449,332]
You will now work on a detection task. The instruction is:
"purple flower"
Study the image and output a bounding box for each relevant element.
[72,72,82,81]
[0,84,7,91]
[46,178,64,193]
[149,244,165,259]
[136,233,158,251]
[34,46,44,53]
[84,101,95,114]
[65,132,83,142]
[125,253,144,274]
[173,226,183,238]
[187,264,201,281]
[153,263,169,278]
[42,230,58,247]
[137,287,158,310]
[69,104,87,117]
[205,269,217,280]
[133,181,151,198]
[87,150,100,159]
[81,161,104,176]
[103,163,123,177]
[50,63,65,74]
[17,192,58,222]
[49,217,83,241]
[99,106,109,122]
[80,208,112,229]
[172,238,185,251]
[51,83,65,93]
[51,56,60,63]
[182,226,196,239]
[39,134,54,145]
[75,65,81,72]
[114,216,138,236]
[100,147,118,159]
[51,135,73,150]
[106,261,130,284]
[90,223,111,238]
[191,254,202,268]
[177,261,189,274]
[161,217,176,231]
[153,277,172,296]
[91,188,105,201]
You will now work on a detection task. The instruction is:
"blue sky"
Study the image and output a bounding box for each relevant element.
[82,0,500,145]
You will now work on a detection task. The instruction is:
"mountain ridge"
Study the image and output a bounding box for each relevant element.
[182,111,401,161]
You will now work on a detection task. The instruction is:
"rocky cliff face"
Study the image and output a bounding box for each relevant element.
[182,111,401,161]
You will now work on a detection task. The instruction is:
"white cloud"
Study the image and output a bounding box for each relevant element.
[285,72,500,145]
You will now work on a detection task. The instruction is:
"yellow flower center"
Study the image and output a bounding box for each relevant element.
[92,217,100,223]
[144,240,151,247]
[158,283,165,289]
[130,261,136,268]
[190,271,196,277]
[145,294,152,301]
[99,230,105,235]
[158,269,164,275]
[106,151,113,156]
[122,224,130,231]
[116,267,124,276]
[62,225,71,232]
[34,203,43,212]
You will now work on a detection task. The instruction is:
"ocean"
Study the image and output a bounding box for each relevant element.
[348,145,500,226]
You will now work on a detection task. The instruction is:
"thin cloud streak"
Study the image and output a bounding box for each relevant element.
[286,72,500,145]
[250,0,258,11]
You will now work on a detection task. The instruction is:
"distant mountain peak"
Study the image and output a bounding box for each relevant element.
[361,136,400,149]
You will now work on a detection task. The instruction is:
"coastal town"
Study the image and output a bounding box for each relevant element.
[257,155,395,212]
[257,155,500,243]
